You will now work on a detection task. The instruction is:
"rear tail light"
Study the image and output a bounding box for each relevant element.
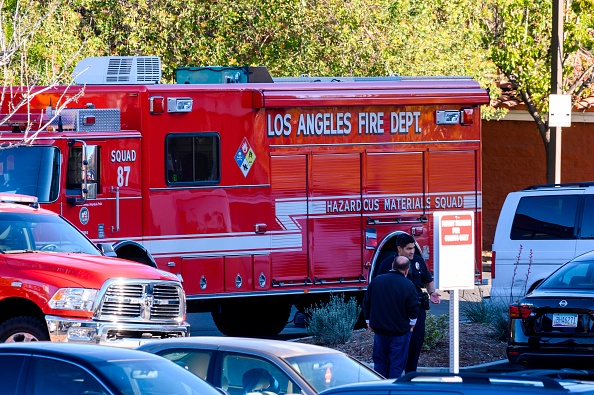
[509,304,534,319]
[491,251,496,279]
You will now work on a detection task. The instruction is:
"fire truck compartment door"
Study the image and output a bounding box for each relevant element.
[181,257,224,295]
[225,256,254,292]
[270,155,308,282]
[366,151,429,247]
[310,153,363,280]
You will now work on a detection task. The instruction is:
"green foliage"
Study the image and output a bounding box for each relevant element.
[461,295,509,341]
[386,0,493,77]
[488,302,510,341]
[461,297,496,324]
[1,0,95,85]
[63,0,498,84]
[423,312,448,350]
[482,0,553,111]
[305,293,361,346]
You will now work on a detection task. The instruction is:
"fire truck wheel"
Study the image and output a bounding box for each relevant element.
[212,300,292,337]
[0,316,50,343]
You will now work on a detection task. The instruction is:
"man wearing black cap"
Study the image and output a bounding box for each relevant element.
[377,233,441,373]
[363,255,420,378]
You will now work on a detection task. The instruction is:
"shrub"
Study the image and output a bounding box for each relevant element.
[463,297,509,341]
[460,245,532,342]
[306,293,361,346]
[461,286,497,324]
[459,282,510,342]
[461,298,495,324]
[423,312,448,350]
[488,300,511,341]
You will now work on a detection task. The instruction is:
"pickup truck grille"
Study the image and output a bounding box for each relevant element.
[97,280,184,322]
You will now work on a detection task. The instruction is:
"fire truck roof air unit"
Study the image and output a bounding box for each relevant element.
[73,56,161,85]
[72,55,469,87]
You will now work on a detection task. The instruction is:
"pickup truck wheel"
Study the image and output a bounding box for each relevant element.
[0,316,50,342]
[212,299,291,337]
[249,300,291,336]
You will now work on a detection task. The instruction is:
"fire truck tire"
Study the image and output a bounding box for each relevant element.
[0,316,50,343]
[212,300,292,337]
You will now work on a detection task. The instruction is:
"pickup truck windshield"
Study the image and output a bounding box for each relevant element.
[0,212,101,255]
[0,146,60,202]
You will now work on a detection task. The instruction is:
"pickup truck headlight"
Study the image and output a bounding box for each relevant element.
[49,288,98,311]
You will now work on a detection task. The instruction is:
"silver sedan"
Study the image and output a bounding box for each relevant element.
[137,336,382,395]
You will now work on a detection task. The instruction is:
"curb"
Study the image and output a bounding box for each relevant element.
[418,359,509,373]
[287,336,510,373]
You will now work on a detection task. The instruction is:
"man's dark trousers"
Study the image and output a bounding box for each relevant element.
[372,331,412,378]
[405,307,426,373]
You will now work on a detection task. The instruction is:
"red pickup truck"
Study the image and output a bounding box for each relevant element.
[0,194,188,347]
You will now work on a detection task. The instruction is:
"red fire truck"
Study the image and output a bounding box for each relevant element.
[0,56,489,336]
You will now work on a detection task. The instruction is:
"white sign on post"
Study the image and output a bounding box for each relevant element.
[548,94,572,127]
[433,211,475,290]
[433,211,475,374]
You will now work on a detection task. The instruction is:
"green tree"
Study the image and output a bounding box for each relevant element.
[482,0,594,181]
[72,0,497,84]
[73,0,396,81]
[384,0,501,118]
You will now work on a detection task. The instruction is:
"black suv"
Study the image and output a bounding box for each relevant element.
[316,372,594,395]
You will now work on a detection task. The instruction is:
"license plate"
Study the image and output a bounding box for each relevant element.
[552,313,578,327]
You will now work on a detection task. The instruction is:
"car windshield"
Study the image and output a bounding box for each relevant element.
[0,212,101,255]
[538,260,594,289]
[95,357,219,395]
[285,352,382,392]
[0,146,60,202]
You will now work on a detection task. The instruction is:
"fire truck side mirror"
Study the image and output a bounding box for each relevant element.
[97,243,117,257]
[66,194,87,206]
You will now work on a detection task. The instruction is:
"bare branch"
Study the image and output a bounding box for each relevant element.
[0,0,59,68]
[567,48,594,97]
[0,0,88,147]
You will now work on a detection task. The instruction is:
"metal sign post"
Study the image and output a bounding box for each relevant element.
[433,211,475,374]
[449,289,459,372]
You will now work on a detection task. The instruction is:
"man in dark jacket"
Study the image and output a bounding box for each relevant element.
[377,233,441,373]
[363,255,420,378]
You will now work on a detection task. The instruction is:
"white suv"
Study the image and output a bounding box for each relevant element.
[491,182,594,300]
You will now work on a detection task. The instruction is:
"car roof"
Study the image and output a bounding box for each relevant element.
[317,372,594,395]
[138,336,344,359]
[570,250,594,262]
[0,342,165,364]
[521,182,594,192]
